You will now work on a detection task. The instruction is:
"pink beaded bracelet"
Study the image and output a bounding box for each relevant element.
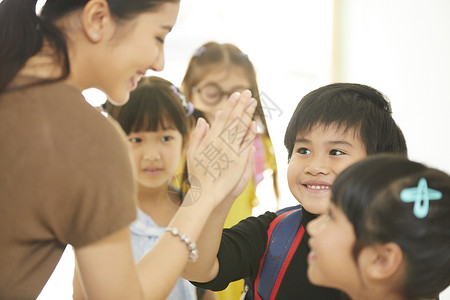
[165,228,199,262]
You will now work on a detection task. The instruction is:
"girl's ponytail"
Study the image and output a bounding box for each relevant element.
[0,0,42,94]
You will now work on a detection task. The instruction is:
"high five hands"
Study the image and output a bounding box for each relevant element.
[185,90,257,208]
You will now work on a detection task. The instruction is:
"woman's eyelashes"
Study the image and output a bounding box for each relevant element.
[156,37,165,44]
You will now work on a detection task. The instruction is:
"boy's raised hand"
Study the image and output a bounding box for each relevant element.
[185,90,257,208]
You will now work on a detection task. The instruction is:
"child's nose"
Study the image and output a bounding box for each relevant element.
[304,155,329,176]
[307,214,328,236]
[143,148,161,161]
[307,218,318,236]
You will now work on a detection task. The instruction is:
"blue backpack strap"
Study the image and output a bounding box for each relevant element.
[275,204,302,216]
[252,207,304,300]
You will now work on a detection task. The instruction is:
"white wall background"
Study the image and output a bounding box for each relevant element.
[150,0,336,211]
[3,0,445,298]
[333,2,450,299]
[145,0,450,210]
[333,0,450,175]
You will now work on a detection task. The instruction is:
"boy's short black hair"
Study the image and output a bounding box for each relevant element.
[284,83,407,161]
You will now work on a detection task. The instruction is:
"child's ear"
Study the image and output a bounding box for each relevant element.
[360,243,404,281]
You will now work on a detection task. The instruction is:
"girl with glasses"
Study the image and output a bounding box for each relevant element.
[181,42,279,300]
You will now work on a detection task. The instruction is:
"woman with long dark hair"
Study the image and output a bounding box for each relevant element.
[0,1,256,299]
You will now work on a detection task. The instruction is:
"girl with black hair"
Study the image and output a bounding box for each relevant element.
[183,83,408,299]
[308,154,450,300]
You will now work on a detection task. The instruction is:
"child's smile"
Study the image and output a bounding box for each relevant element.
[303,181,332,192]
[287,124,367,215]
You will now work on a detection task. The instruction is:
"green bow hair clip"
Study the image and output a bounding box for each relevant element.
[400,177,442,219]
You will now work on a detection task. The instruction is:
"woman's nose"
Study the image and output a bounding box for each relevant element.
[149,49,165,72]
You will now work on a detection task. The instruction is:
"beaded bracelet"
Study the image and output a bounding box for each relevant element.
[165,228,199,262]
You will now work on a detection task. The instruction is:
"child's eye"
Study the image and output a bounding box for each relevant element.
[296,147,311,155]
[161,136,173,142]
[329,149,345,156]
[327,209,334,220]
[129,137,142,143]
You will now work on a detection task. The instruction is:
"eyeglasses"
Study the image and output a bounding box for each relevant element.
[193,83,250,105]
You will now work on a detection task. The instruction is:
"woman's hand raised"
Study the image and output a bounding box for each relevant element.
[185,90,257,208]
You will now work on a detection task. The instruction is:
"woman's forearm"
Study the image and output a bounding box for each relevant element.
[180,195,236,282]
[136,191,218,298]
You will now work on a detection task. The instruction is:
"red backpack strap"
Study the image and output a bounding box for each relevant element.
[253,208,304,300]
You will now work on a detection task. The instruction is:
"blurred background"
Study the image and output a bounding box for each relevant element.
[20,0,450,298]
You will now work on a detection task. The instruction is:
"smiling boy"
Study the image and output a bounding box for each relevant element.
[182,83,408,299]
